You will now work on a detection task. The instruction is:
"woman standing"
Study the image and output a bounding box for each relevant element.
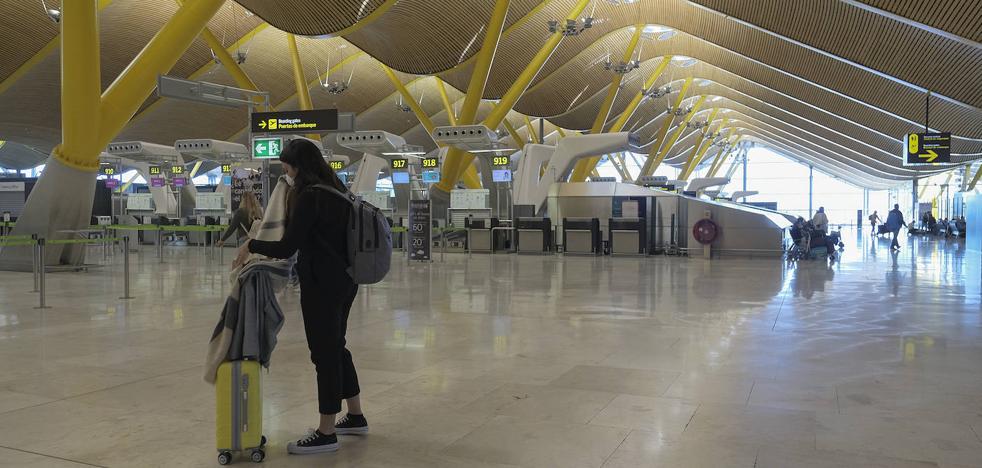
[233,139,366,455]
[216,191,263,247]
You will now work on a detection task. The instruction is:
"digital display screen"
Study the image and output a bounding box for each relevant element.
[391,171,410,184]
[422,171,440,183]
[100,165,117,176]
[220,164,233,174]
[491,156,511,167]
[170,165,185,175]
[222,176,233,185]
[338,173,348,185]
[421,158,439,168]
[329,160,345,170]
[148,166,161,176]
[492,169,512,182]
[390,158,408,169]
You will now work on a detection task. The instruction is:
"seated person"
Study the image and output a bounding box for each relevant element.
[790,217,805,244]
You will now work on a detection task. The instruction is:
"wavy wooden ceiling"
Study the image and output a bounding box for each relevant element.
[232,0,387,36]
[0,0,979,187]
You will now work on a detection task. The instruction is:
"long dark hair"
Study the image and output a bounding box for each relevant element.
[278,138,346,193]
[278,138,346,222]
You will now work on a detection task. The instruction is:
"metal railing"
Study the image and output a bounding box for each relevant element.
[0,234,134,309]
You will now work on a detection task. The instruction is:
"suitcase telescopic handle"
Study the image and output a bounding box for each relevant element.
[241,375,249,432]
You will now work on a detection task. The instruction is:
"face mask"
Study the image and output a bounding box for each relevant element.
[283,174,295,186]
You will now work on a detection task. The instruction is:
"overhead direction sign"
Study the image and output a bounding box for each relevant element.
[905,132,951,165]
[251,109,339,135]
[252,137,282,159]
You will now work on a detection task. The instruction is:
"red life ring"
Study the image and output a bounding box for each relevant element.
[692,218,719,245]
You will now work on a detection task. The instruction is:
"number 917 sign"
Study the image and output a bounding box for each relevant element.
[408,199,431,261]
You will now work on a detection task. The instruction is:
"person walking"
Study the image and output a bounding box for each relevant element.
[885,204,907,250]
[811,207,829,234]
[233,139,368,455]
[216,191,263,247]
[868,210,881,236]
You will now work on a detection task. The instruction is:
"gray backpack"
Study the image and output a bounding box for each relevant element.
[314,185,392,284]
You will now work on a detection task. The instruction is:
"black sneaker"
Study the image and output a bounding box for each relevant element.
[287,429,339,454]
[335,413,369,435]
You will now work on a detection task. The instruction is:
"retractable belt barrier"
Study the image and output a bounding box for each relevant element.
[0,235,134,309]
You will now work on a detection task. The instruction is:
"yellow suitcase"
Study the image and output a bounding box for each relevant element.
[216,360,266,465]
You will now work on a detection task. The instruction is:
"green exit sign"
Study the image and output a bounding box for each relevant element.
[252,137,282,159]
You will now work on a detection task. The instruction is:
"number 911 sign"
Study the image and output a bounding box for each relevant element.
[408,199,431,261]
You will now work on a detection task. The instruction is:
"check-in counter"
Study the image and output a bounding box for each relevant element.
[466,217,499,252]
[515,217,552,253]
[562,217,601,255]
[609,217,646,255]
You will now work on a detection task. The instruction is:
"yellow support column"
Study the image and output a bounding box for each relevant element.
[481,0,592,129]
[287,34,313,111]
[55,0,101,171]
[709,137,742,178]
[381,64,435,133]
[96,0,226,152]
[176,0,262,105]
[381,66,480,189]
[639,77,694,178]
[679,111,722,180]
[704,128,736,177]
[569,24,644,182]
[436,0,511,193]
[609,56,673,133]
[645,95,707,177]
[201,29,258,90]
[435,78,457,125]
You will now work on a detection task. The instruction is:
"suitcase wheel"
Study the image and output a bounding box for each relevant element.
[251,449,265,463]
[218,452,232,465]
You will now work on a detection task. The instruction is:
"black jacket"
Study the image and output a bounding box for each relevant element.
[249,186,350,281]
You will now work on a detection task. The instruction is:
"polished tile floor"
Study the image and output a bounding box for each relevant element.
[0,231,980,467]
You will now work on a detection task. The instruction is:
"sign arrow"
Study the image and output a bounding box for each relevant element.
[918,149,938,163]
[259,120,267,129]
[256,143,266,154]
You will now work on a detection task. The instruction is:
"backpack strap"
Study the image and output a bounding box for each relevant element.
[312,184,356,202]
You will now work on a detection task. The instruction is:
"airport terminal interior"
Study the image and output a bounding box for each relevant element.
[0,0,981,466]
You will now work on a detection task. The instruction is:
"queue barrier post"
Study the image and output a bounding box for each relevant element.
[120,236,133,299]
[35,238,49,309]
[31,233,39,292]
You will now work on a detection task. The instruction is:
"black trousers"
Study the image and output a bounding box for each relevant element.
[299,270,360,415]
